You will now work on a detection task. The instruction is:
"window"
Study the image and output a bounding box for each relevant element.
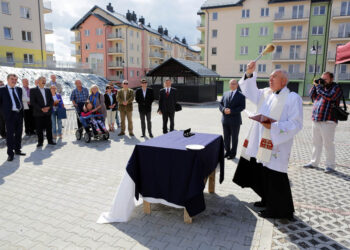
[288,64,300,73]
[137,44,140,51]
[338,23,350,38]
[291,25,303,39]
[130,70,134,77]
[96,42,103,49]
[85,43,90,50]
[22,31,32,42]
[340,1,350,16]
[239,64,247,72]
[1,1,10,14]
[137,57,140,65]
[275,64,282,69]
[6,52,13,62]
[85,57,88,63]
[290,45,301,59]
[313,6,326,16]
[292,5,304,19]
[258,64,267,73]
[211,65,216,71]
[136,71,140,77]
[96,28,103,35]
[308,64,321,73]
[130,43,134,50]
[212,29,218,38]
[23,54,33,64]
[340,64,347,73]
[240,27,249,37]
[261,8,269,17]
[20,7,30,19]
[260,27,268,36]
[242,9,250,18]
[312,26,324,35]
[240,46,248,55]
[212,12,218,20]
[259,45,266,54]
[3,27,12,39]
[212,47,217,55]
[84,30,90,36]
[130,30,134,37]
[130,56,134,63]
[276,6,284,18]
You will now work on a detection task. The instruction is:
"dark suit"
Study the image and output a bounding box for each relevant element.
[158,87,176,134]
[219,90,246,158]
[135,87,154,136]
[0,86,24,156]
[104,93,117,111]
[30,87,54,144]
[0,86,6,138]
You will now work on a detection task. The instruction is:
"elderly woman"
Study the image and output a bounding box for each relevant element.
[89,85,107,120]
[50,85,64,139]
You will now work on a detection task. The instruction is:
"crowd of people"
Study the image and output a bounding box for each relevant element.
[0,74,178,161]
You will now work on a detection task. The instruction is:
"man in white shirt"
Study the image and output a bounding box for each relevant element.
[233,61,303,220]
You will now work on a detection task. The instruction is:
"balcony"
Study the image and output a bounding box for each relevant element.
[274,12,309,23]
[108,47,124,54]
[149,52,163,58]
[107,33,124,40]
[196,20,205,30]
[71,50,81,56]
[330,31,350,42]
[288,72,305,80]
[161,47,172,52]
[149,39,163,47]
[332,10,350,21]
[197,38,205,47]
[272,53,306,62]
[108,61,123,69]
[43,1,52,14]
[46,43,54,55]
[109,75,124,82]
[71,35,81,44]
[149,63,160,69]
[338,73,350,80]
[45,22,53,34]
[327,51,336,61]
[273,33,308,42]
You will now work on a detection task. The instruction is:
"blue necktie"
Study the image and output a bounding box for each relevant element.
[11,88,21,110]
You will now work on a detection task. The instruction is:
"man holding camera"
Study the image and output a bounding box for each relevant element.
[304,72,343,173]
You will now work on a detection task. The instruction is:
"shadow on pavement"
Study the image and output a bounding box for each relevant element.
[24,142,67,165]
[72,138,112,151]
[303,165,350,182]
[0,158,20,185]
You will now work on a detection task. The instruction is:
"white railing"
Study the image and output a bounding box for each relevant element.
[149,39,163,46]
[288,72,305,79]
[71,50,80,56]
[107,33,124,39]
[338,73,350,80]
[149,52,162,58]
[272,53,306,60]
[197,20,205,27]
[332,9,350,17]
[45,22,53,32]
[43,1,52,11]
[71,36,80,42]
[46,43,54,53]
[330,31,350,39]
[273,33,308,40]
[274,12,309,20]
[108,47,124,53]
[108,62,123,68]
[109,75,124,81]
[197,38,205,44]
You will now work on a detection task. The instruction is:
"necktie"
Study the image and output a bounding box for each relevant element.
[229,91,234,101]
[11,88,21,110]
[166,88,169,97]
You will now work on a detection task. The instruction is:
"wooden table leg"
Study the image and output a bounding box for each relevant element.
[208,170,216,194]
[143,201,151,214]
[184,209,192,224]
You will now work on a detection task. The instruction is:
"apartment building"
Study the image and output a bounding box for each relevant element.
[0,0,54,68]
[71,4,200,87]
[197,0,350,97]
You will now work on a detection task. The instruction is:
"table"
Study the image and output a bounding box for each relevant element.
[97,131,224,224]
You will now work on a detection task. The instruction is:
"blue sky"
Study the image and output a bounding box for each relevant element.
[45,0,204,61]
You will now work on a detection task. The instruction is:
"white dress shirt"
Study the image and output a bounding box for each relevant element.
[7,85,21,111]
[142,88,147,98]
[39,87,47,106]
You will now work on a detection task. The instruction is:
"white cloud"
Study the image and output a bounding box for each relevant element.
[45,0,203,62]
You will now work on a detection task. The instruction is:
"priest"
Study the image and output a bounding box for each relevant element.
[233,61,303,219]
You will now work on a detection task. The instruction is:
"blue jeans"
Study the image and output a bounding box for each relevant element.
[115,110,120,126]
[51,111,62,136]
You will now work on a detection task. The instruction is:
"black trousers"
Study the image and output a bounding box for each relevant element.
[5,111,23,156]
[0,111,6,138]
[24,106,35,134]
[76,102,85,129]
[162,111,175,134]
[35,115,53,144]
[140,111,152,136]
[223,124,240,157]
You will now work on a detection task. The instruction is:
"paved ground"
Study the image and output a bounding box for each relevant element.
[0,100,349,250]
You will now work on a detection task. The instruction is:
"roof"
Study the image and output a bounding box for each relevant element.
[147,57,219,78]
[200,0,244,10]
[268,0,314,3]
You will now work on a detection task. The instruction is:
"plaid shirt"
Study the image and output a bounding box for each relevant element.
[70,87,89,104]
[309,83,343,123]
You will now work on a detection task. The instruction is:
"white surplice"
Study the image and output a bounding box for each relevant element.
[239,72,303,173]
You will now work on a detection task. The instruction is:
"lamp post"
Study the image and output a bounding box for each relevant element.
[310,40,319,78]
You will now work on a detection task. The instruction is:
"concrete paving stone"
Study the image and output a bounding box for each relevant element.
[113,238,137,248]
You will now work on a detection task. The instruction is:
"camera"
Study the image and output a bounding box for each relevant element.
[315,78,326,85]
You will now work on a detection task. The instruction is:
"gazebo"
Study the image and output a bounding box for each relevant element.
[335,42,350,99]
[146,57,220,103]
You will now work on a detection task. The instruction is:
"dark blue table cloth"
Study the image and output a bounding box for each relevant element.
[126,131,225,217]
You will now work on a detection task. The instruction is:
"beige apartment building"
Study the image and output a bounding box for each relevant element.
[197,0,350,97]
[0,0,54,68]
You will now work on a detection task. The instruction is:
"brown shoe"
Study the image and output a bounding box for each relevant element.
[118,132,125,136]
[129,133,135,137]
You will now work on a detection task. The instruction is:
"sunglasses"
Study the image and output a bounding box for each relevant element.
[124,83,128,85]
[141,82,147,84]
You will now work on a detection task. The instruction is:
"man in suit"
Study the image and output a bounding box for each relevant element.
[0,80,6,139]
[0,74,26,161]
[45,74,63,94]
[22,78,35,136]
[219,79,246,159]
[158,79,177,134]
[30,76,55,147]
[135,79,154,138]
[116,80,134,136]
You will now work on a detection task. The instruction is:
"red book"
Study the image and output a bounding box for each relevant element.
[249,114,276,124]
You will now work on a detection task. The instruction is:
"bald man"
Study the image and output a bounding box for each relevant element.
[233,61,303,220]
[219,79,245,160]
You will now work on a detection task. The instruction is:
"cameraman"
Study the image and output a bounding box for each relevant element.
[304,72,343,173]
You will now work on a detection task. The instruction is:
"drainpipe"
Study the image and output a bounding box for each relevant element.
[37,0,44,66]
[105,25,108,79]
[126,26,129,80]
[205,10,210,68]
[302,3,314,97]
[322,1,332,73]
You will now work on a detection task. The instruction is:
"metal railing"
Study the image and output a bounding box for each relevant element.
[338,73,350,80]
[327,51,336,60]
[149,52,162,58]
[273,33,308,40]
[149,39,163,46]
[274,12,309,20]
[108,47,124,54]
[108,62,123,68]
[71,35,80,42]
[330,31,350,39]
[332,9,350,18]
[71,50,80,56]
[288,72,305,79]
[107,33,124,39]
[108,75,124,81]
[272,53,306,60]
[46,43,54,53]
[197,38,205,45]
[43,1,52,11]
[45,22,53,32]
[196,20,205,28]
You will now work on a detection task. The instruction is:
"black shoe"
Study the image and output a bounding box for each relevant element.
[254,201,266,208]
[118,132,125,136]
[227,155,234,160]
[7,155,14,161]
[48,141,56,145]
[224,153,230,158]
[37,143,43,147]
[258,210,293,220]
[149,133,154,138]
[141,135,145,138]
[15,151,26,156]
[129,133,135,137]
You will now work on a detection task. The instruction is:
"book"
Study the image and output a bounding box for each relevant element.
[249,114,276,124]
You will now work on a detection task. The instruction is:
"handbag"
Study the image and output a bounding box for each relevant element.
[57,107,67,119]
[333,96,348,121]
[175,103,182,112]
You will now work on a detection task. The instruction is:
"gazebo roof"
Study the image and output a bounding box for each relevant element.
[146,57,220,78]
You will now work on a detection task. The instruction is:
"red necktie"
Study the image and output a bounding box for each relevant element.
[166,88,169,97]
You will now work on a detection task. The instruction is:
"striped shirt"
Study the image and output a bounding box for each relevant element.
[309,83,343,123]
